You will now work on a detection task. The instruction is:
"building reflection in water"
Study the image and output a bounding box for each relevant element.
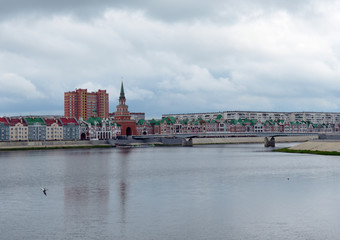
[62,149,132,237]
[117,148,131,227]
[63,151,110,232]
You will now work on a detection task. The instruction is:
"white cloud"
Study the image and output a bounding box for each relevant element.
[0,73,45,99]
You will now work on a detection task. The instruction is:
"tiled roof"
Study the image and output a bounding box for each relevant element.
[0,117,9,125]
[7,117,28,126]
[59,117,79,125]
[44,118,62,126]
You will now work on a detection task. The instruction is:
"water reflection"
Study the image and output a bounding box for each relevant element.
[117,148,131,238]
[63,150,111,236]
[3,144,340,240]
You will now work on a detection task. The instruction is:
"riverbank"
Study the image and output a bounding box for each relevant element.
[0,135,318,150]
[0,140,112,151]
[277,140,340,155]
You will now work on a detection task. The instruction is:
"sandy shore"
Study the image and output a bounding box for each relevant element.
[288,140,340,152]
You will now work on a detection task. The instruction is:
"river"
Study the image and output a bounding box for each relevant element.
[1,143,340,239]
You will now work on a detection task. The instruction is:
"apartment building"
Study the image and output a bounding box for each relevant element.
[0,117,9,141]
[25,117,46,141]
[8,117,28,141]
[64,89,109,120]
[59,117,80,140]
[45,118,63,140]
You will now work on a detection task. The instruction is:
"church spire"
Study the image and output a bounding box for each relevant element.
[119,81,125,100]
[119,81,126,105]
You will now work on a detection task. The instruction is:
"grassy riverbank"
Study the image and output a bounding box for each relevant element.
[275,147,340,156]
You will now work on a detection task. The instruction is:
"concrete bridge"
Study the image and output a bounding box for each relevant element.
[112,132,319,147]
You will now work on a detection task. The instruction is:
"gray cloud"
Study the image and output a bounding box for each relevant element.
[1,0,340,117]
[0,0,319,22]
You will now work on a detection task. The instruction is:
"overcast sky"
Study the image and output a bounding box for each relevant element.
[1,0,340,118]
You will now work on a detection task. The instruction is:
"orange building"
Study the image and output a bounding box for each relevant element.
[64,89,109,120]
[114,82,137,136]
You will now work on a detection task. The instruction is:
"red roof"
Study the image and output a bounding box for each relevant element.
[59,117,79,125]
[44,118,62,126]
[0,117,8,125]
[7,117,27,126]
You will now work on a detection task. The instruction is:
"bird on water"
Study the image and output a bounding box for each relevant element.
[41,188,48,196]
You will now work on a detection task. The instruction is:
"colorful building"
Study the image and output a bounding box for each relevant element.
[0,117,9,141]
[59,117,80,140]
[114,82,137,136]
[82,116,120,140]
[64,89,109,120]
[136,119,153,135]
[25,117,46,141]
[44,118,63,140]
[8,117,28,141]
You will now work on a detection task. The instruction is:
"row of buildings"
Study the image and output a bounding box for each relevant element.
[138,116,336,135]
[163,111,340,125]
[0,116,80,141]
[1,82,340,142]
[1,113,334,142]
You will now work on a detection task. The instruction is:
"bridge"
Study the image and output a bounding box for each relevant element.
[132,132,318,139]
[129,132,319,147]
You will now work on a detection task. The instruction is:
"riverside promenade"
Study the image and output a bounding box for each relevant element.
[0,135,319,150]
[0,140,111,150]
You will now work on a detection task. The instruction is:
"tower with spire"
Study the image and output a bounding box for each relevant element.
[114,82,137,136]
[119,82,126,105]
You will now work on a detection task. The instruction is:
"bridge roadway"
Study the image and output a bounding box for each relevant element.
[132,132,319,140]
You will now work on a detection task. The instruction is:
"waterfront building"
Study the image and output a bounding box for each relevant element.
[83,116,120,140]
[64,89,109,120]
[149,119,161,134]
[114,82,137,136]
[25,117,46,141]
[163,111,340,125]
[8,117,28,141]
[59,117,80,140]
[136,119,153,135]
[44,118,63,140]
[148,114,337,135]
[0,117,9,141]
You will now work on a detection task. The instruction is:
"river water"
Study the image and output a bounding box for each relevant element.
[1,143,340,239]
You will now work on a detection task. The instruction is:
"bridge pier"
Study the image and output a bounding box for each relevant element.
[264,137,275,147]
[182,138,193,147]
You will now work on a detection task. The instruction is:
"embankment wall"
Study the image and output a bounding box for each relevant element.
[193,136,318,145]
[0,140,109,149]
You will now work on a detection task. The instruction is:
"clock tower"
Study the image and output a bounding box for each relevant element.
[114,82,137,136]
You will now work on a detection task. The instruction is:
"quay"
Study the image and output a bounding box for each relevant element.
[0,134,318,150]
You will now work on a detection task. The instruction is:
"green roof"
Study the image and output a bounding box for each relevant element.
[207,119,217,124]
[120,82,125,100]
[25,117,45,125]
[137,119,150,126]
[149,119,161,125]
[162,117,177,124]
[86,116,102,125]
[180,118,189,124]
